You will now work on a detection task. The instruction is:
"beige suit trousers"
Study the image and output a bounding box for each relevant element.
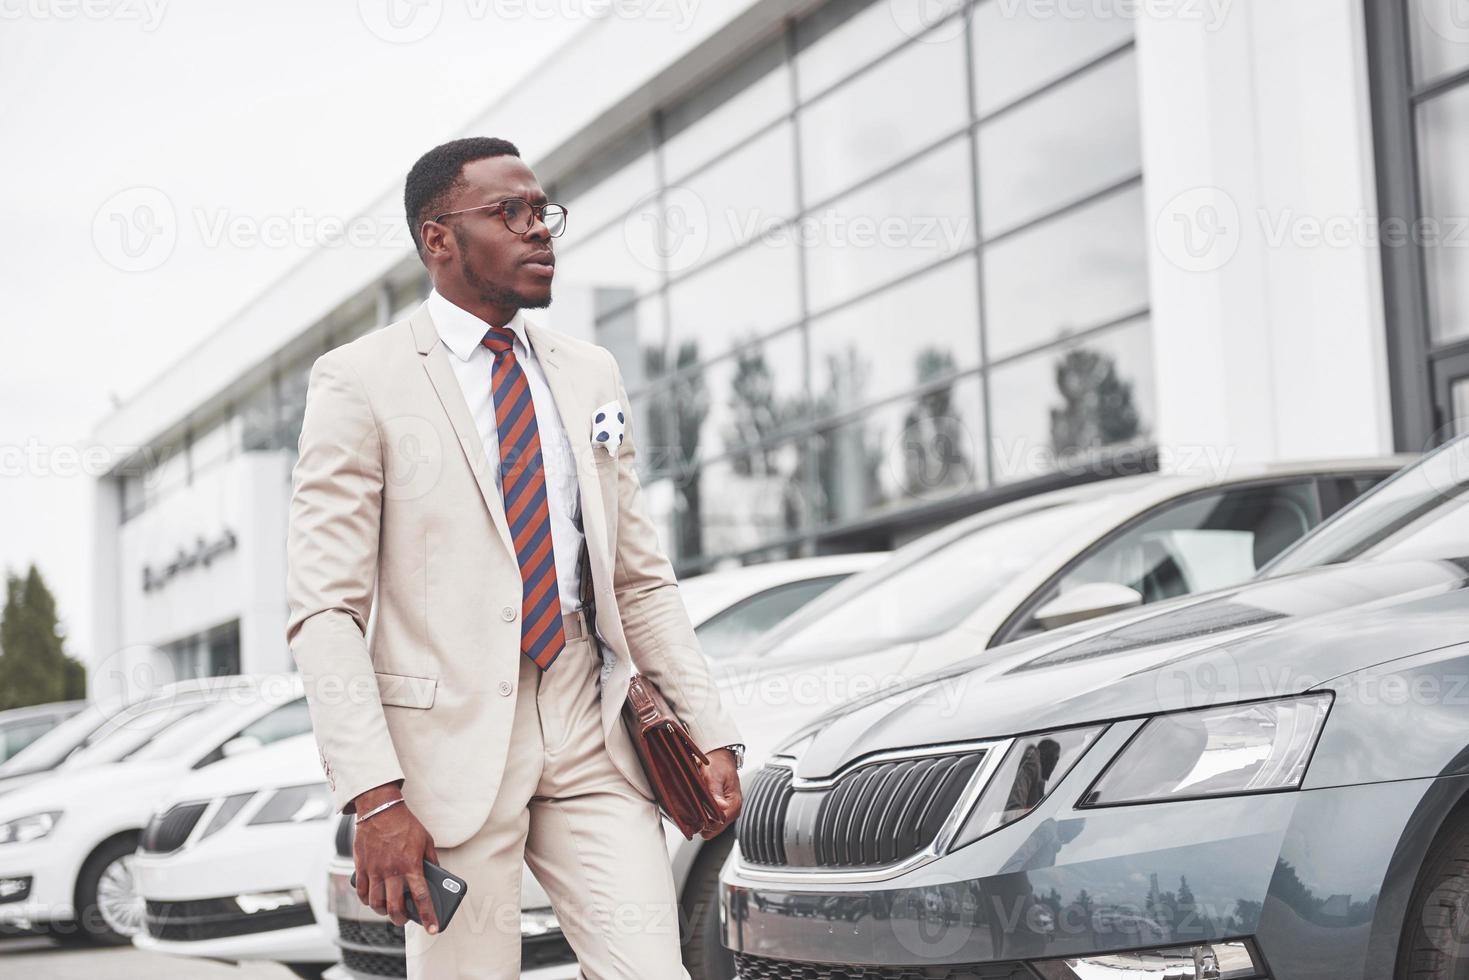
[404,612,690,980]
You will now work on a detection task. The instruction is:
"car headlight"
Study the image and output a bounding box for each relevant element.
[1080,694,1332,808]
[0,811,62,845]
[247,784,331,825]
[949,726,1105,851]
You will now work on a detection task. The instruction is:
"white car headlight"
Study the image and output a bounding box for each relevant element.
[247,784,331,825]
[1080,694,1333,807]
[0,811,62,845]
[949,726,1105,851]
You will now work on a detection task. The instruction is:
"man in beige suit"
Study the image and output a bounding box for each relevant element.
[285,137,744,979]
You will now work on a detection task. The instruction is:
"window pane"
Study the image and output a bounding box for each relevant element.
[809,255,980,419]
[987,317,1153,484]
[682,441,807,561]
[1016,481,1324,638]
[596,295,665,391]
[664,40,792,182]
[240,379,276,452]
[799,32,969,205]
[556,129,657,236]
[812,374,984,524]
[668,239,801,359]
[796,0,964,101]
[1454,377,1469,435]
[983,184,1147,360]
[557,214,663,307]
[979,51,1141,237]
[1416,87,1469,345]
[971,0,1134,115]
[805,136,975,313]
[277,357,311,453]
[1407,2,1469,86]
[665,121,798,273]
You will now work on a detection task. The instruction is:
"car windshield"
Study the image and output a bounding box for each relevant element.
[62,699,214,768]
[1268,436,1469,574]
[754,498,1120,659]
[0,704,106,776]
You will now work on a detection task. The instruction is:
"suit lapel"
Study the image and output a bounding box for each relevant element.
[410,305,516,561]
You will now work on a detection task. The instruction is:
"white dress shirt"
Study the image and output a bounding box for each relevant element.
[426,288,584,618]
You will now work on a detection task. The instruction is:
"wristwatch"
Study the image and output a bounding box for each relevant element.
[719,743,745,770]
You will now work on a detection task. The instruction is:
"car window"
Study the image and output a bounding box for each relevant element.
[1005,481,1323,642]
[192,697,312,768]
[65,701,213,767]
[695,575,849,660]
[1268,437,1469,573]
[0,707,106,776]
[0,719,59,762]
[760,500,1116,659]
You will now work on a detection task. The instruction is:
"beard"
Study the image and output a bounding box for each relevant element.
[455,230,551,309]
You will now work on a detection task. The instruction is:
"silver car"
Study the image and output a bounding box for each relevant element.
[720,435,1469,980]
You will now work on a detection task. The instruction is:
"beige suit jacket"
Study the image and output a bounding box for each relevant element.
[284,302,742,849]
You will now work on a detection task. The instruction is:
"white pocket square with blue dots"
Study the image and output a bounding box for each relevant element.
[590,399,626,457]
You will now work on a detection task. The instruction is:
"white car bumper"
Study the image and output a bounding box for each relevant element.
[0,836,82,926]
[131,818,337,964]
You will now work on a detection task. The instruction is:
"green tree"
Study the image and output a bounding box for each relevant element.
[1049,347,1143,454]
[0,564,86,710]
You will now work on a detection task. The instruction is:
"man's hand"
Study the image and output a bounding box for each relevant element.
[700,747,742,840]
[352,785,442,934]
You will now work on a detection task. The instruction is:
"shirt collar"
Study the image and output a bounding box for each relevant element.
[426,288,531,362]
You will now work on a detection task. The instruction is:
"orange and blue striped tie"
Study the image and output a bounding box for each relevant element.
[482,326,564,671]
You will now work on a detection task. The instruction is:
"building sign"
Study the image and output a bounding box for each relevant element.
[141,529,238,593]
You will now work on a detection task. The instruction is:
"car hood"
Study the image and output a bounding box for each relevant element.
[781,558,1469,780]
[0,757,184,821]
[159,733,320,805]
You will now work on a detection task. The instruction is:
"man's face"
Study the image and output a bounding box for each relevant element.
[429,155,555,309]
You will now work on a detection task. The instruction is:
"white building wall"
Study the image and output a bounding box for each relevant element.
[1137,0,1394,472]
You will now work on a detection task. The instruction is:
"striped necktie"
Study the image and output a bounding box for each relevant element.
[482,326,564,671]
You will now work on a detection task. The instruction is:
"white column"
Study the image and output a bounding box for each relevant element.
[1135,0,1394,472]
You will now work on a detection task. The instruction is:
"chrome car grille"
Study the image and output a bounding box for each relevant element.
[736,749,988,870]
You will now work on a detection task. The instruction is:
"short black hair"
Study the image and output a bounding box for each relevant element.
[404,136,521,258]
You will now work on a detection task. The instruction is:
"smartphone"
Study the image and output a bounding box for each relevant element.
[350,858,469,931]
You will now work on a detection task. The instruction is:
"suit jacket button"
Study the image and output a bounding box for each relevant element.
[498,680,513,696]
[501,605,517,622]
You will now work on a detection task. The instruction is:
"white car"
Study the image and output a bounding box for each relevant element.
[323,552,887,980]
[0,673,310,945]
[0,676,264,798]
[132,732,338,979]
[0,700,86,765]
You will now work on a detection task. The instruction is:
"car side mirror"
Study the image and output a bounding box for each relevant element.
[1031,582,1144,631]
[221,735,263,758]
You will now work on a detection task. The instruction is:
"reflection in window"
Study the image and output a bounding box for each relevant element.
[799,31,969,205]
[982,184,1147,361]
[556,217,663,307]
[804,136,974,314]
[814,375,983,524]
[978,51,1141,237]
[595,294,665,392]
[686,441,806,561]
[988,318,1152,484]
[694,575,849,660]
[808,255,980,419]
[666,121,798,270]
[668,238,801,357]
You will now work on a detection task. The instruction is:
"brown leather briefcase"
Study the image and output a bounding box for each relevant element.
[578,522,722,840]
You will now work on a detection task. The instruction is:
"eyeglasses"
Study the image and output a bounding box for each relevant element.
[431,198,568,237]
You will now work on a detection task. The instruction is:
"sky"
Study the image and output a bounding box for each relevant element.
[0,2,581,666]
